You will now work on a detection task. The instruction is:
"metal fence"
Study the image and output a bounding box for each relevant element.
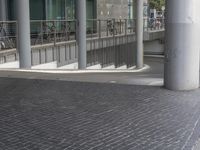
[0,21,17,50]
[30,20,77,67]
[30,20,76,46]
[144,18,165,31]
[0,21,18,64]
[0,18,165,68]
[86,19,136,68]
[87,19,136,38]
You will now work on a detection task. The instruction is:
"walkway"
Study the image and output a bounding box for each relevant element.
[0,57,200,150]
[0,57,164,86]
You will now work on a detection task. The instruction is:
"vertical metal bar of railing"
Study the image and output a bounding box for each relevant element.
[65,44,67,61]
[125,19,127,36]
[98,19,101,39]
[16,21,19,62]
[113,18,116,68]
[125,19,129,67]
[4,55,6,63]
[69,44,71,60]
[119,19,122,35]
[65,21,68,41]
[14,53,17,61]
[99,19,103,67]
[40,21,43,45]
[92,20,94,65]
[52,47,55,61]
[106,19,109,37]
[89,20,92,66]
[53,21,56,46]
[39,49,41,64]
[74,20,78,59]
[44,48,47,63]
[58,47,61,63]
[31,51,33,66]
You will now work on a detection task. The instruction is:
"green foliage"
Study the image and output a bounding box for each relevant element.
[149,0,165,11]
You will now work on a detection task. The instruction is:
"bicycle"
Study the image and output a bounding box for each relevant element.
[34,22,56,45]
[57,21,72,42]
[0,23,15,50]
[107,19,118,36]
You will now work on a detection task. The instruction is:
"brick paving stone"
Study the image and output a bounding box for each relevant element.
[0,78,199,150]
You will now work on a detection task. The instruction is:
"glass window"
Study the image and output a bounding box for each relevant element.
[46,0,66,20]
[7,0,96,21]
[30,0,45,20]
[65,0,75,20]
[8,0,45,20]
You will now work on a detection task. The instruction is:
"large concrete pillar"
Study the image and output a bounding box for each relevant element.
[0,0,7,21]
[164,0,200,91]
[76,0,87,69]
[16,0,32,69]
[136,0,144,69]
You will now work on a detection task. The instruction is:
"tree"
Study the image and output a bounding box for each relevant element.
[149,0,165,11]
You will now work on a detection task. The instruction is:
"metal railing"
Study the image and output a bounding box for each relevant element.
[86,19,136,68]
[30,20,76,46]
[30,19,137,68]
[87,19,136,38]
[0,18,165,68]
[0,21,17,51]
[144,18,165,31]
[0,21,18,64]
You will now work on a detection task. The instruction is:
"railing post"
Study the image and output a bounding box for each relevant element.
[16,0,32,69]
[76,0,87,69]
[125,19,127,36]
[98,19,101,38]
[106,19,109,37]
[53,21,56,46]
[40,21,43,45]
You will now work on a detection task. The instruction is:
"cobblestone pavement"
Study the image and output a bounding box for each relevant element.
[0,78,200,150]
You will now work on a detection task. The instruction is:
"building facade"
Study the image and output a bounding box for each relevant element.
[97,0,131,19]
[0,0,139,21]
[1,0,97,21]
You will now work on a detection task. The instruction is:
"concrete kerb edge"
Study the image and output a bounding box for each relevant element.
[0,65,150,74]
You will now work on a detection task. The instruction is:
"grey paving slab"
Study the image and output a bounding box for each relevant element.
[0,78,199,150]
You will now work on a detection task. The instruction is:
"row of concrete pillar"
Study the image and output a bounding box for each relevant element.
[15,0,89,69]
[4,0,200,91]
[14,0,144,70]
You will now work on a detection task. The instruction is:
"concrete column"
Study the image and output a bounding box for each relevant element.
[136,0,144,69]
[76,0,87,69]
[0,0,7,21]
[164,0,200,91]
[16,0,32,68]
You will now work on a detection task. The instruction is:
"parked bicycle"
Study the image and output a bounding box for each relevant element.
[34,22,56,45]
[0,22,15,50]
[107,19,118,36]
[57,21,71,41]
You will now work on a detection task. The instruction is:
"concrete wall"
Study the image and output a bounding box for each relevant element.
[97,0,129,19]
[144,40,164,55]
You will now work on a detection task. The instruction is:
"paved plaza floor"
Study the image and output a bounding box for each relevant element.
[0,57,200,150]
